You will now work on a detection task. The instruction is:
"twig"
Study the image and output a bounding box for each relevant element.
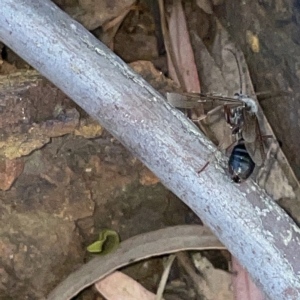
[176,252,212,299]
[155,254,176,300]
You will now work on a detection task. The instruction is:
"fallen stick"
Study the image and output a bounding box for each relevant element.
[0,1,300,299]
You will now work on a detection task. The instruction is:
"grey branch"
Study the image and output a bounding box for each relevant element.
[0,1,299,299]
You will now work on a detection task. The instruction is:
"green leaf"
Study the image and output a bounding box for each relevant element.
[87,229,120,255]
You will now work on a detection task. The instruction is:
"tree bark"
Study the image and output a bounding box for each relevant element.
[0,1,299,299]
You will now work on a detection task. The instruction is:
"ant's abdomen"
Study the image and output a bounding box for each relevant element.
[228,141,255,183]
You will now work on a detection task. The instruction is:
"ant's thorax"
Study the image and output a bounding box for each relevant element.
[234,93,258,114]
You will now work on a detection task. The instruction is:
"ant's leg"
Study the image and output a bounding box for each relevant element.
[197,138,230,174]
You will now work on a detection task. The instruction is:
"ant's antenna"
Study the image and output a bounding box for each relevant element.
[225,48,243,95]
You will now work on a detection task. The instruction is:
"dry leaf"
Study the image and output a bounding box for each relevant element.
[70,0,135,30]
[196,0,213,14]
[192,253,234,300]
[95,271,161,300]
[166,0,201,92]
[100,7,132,50]
[232,258,266,300]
